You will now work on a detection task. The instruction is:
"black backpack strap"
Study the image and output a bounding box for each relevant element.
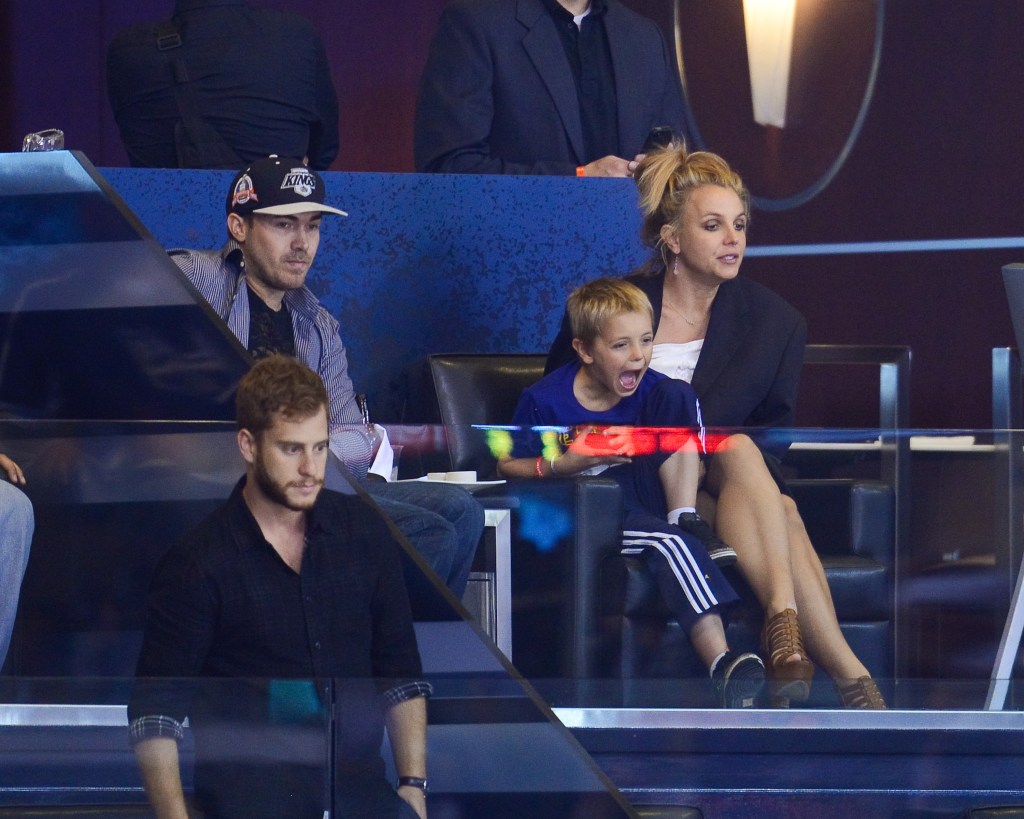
[155,19,243,169]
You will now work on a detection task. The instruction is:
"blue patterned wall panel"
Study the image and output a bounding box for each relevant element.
[103,169,648,417]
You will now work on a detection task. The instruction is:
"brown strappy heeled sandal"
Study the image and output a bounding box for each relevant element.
[836,676,887,709]
[760,608,815,707]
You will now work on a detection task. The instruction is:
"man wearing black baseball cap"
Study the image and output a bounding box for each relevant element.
[226,156,348,217]
[170,156,482,599]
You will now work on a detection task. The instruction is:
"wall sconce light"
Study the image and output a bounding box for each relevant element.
[742,0,797,128]
[674,0,885,209]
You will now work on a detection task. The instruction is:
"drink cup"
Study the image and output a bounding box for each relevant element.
[22,129,65,152]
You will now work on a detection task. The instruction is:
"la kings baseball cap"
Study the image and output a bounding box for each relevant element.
[226,155,348,217]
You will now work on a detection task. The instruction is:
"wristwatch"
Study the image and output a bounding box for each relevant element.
[397,776,428,795]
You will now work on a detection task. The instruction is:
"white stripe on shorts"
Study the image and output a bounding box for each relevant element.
[621,529,719,614]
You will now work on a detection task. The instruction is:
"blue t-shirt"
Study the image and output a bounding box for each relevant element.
[510,360,692,458]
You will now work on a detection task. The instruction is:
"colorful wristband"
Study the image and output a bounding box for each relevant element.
[576,165,586,177]
[535,456,545,477]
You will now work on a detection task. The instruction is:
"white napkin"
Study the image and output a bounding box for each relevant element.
[368,424,395,481]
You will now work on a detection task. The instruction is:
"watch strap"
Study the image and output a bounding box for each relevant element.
[397,775,428,794]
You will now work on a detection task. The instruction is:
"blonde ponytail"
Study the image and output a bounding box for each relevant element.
[633,143,749,273]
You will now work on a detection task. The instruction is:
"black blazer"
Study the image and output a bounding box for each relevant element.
[414,0,687,174]
[546,270,808,433]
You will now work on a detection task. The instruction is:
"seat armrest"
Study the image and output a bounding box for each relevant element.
[788,478,894,564]
[849,480,896,564]
[485,476,623,679]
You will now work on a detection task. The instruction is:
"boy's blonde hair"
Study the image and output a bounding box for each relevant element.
[567,277,654,345]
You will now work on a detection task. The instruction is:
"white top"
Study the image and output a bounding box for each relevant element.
[650,340,704,383]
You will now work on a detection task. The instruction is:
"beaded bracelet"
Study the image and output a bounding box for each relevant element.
[534,456,545,477]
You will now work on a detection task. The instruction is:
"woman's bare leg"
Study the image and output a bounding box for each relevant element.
[703,434,871,683]
[703,435,798,619]
[782,495,870,682]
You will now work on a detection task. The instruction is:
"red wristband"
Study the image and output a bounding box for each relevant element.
[576,165,586,177]
[534,456,545,477]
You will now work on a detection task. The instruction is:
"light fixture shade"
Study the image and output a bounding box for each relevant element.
[742,0,797,128]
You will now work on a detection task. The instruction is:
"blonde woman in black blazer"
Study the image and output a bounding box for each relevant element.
[547,144,886,709]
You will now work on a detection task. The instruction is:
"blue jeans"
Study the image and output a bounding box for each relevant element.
[0,481,33,668]
[363,480,482,599]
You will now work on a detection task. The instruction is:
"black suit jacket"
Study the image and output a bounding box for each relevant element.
[414,0,688,174]
[546,270,808,433]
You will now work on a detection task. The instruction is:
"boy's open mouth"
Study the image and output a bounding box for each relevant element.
[618,369,643,392]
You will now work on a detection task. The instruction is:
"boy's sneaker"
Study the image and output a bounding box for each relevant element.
[711,651,765,708]
[676,512,737,567]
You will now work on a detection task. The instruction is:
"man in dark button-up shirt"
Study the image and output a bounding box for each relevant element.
[129,355,427,819]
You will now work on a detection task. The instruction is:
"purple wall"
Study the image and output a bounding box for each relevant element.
[4,1,1024,427]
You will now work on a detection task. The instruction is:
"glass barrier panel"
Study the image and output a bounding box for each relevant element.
[0,676,635,817]
[388,422,1024,713]
[2,152,1024,816]
[0,419,636,815]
